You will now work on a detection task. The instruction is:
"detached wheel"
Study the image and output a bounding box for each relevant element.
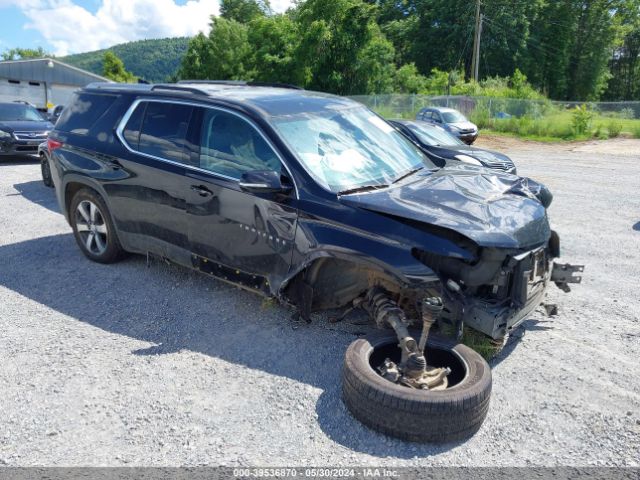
[70,189,124,264]
[342,330,491,443]
[41,154,53,188]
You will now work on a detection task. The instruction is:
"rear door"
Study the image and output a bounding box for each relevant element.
[185,106,298,293]
[109,99,196,265]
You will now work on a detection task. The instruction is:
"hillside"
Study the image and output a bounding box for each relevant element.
[61,37,190,83]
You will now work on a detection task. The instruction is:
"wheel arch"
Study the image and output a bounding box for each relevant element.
[279,247,440,317]
[61,175,112,224]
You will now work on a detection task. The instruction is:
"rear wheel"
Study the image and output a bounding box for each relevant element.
[40,154,53,188]
[70,189,124,263]
[342,330,491,443]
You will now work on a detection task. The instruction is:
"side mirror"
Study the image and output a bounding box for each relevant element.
[239,170,292,194]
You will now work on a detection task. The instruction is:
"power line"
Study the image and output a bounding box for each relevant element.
[482,15,567,58]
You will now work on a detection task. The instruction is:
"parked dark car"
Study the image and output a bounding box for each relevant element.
[48,104,65,124]
[47,82,582,443]
[416,107,478,144]
[389,119,516,174]
[38,141,54,187]
[0,102,53,158]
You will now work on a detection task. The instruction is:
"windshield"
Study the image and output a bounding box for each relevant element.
[407,122,463,146]
[271,107,437,193]
[441,110,467,123]
[0,103,46,122]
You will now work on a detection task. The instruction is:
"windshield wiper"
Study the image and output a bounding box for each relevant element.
[337,184,389,196]
[392,166,424,184]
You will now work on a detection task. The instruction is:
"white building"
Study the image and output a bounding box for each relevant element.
[0,58,112,111]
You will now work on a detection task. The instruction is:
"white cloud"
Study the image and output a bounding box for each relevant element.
[3,0,295,55]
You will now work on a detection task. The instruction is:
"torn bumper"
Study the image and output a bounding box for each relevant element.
[442,248,584,340]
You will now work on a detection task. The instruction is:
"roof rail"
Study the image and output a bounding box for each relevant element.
[85,82,149,90]
[151,84,209,95]
[247,81,303,90]
[178,80,246,86]
[178,80,303,90]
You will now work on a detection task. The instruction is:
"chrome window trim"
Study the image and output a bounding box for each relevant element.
[115,97,299,198]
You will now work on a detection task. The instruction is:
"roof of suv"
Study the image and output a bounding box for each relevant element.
[84,81,358,117]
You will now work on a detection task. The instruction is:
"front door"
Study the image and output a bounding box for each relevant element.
[185,106,298,293]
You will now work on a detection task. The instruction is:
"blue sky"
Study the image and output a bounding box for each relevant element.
[0,0,293,56]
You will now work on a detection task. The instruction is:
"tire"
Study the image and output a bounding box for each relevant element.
[342,330,491,443]
[69,188,125,264]
[40,154,53,188]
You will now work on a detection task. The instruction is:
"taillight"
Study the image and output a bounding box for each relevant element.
[47,138,63,153]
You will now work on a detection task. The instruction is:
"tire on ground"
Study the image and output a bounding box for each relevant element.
[41,154,53,188]
[342,330,492,443]
[69,188,125,264]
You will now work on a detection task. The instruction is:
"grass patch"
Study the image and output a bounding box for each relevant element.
[477,110,640,141]
[438,323,504,360]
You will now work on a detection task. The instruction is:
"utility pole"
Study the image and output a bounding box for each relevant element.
[474,14,484,82]
[470,0,483,82]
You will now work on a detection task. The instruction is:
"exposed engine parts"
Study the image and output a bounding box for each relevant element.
[364,287,450,390]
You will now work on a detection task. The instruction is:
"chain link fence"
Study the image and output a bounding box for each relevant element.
[350,94,640,121]
[350,95,640,138]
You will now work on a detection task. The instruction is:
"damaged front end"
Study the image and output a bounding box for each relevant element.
[335,168,584,341]
[413,231,583,339]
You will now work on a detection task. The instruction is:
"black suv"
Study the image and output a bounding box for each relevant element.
[0,102,54,158]
[48,82,582,443]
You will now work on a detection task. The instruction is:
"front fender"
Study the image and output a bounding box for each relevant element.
[281,215,441,294]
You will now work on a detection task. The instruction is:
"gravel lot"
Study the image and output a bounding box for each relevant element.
[0,138,639,467]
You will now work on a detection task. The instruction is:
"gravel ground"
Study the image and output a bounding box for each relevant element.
[0,140,639,467]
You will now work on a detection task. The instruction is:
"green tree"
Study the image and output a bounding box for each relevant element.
[178,17,252,80]
[220,0,270,23]
[1,47,51,61]
[248,14,306,85]
[102,51,136,82]
[295,0,397,95]
[603,0,640,100]
[394,63,426,94]
[566,0,620,100]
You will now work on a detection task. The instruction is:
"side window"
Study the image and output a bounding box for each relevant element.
[122,102,146,149]
[56,92,118,135]
[138,102,193,163]
[198,109,281,179]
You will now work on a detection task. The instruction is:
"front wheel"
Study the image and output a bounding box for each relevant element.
[70,189,125,264]
[342,330,491,443]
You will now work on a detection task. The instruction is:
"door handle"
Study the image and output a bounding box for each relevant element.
[191,185,213,197]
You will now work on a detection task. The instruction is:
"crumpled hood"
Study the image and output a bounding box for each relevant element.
[0,120,53,132]
[340,166,551,249]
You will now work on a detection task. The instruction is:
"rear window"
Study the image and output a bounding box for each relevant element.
[56,92,118,135]
[137,102,193,163]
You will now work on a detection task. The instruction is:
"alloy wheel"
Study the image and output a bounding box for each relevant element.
[75,200,108,255]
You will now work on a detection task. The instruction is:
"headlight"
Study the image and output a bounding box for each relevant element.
[0,130,12,139]
[455,154,482,166]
